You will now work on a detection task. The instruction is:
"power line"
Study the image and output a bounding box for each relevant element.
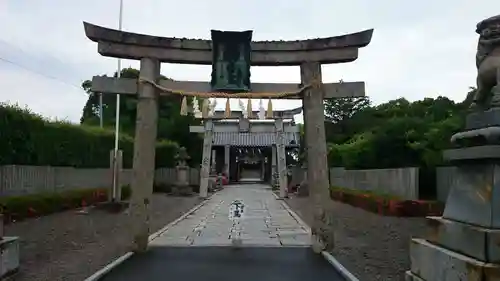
[0,56,85,92]
[0,38,87,93]
[0,38,70,72]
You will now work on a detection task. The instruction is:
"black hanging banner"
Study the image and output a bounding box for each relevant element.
[210,30,252,92]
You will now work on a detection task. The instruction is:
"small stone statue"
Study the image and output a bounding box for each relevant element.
[470,15,500,110]
[451,15,500,146]
[175,147,190,167]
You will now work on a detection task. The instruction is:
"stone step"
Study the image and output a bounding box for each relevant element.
[409,238,500,281]
[426,216,500,262]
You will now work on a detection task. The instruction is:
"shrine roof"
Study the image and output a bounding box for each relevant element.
[213,132,299,147]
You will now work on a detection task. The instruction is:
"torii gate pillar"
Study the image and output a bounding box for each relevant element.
[301,61,333,252]
[129,57,161,252]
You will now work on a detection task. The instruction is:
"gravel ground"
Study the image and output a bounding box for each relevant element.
[4,194,202,281]
[285,196,429,281]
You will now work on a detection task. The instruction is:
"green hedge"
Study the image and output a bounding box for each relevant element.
[0,104,178,168]
[0,186,131,222]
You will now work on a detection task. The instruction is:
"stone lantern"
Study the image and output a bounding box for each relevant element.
[173,147,192,196]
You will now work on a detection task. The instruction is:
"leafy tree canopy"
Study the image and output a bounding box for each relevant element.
[320,88,476,169]
[80,68,203,165]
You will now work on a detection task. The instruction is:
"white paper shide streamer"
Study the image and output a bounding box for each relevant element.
[239,99,248,119]
[192,97,202,118]
[258,99,265,120]
[208,98,217,117]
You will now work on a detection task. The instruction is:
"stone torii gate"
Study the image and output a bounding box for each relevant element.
[83,22,373,252]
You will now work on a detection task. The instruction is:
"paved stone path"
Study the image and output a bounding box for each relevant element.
[150,184,311,247]
[98,184,347,281]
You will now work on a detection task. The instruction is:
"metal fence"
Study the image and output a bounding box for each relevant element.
[0,165,200,197]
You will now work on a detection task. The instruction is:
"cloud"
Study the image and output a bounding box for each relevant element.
[0,0,498,124]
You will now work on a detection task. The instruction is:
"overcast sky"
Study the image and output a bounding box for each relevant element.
[0,0,498,123]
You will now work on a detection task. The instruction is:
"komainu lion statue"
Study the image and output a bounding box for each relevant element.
[471,15,500,110]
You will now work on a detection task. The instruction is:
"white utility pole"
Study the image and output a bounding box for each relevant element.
[111,0,124,201]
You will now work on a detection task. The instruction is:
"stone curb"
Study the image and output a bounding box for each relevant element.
[83,194,213,281]
[272,192,311,233]
[322,251,360,281]
[152,244,311,248]
[274,192,361,281]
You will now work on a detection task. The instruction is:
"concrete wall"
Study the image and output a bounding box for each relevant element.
[328,167,420,200]
[290,166,455,202]
[289,166,420,200]
[0,165,200,197]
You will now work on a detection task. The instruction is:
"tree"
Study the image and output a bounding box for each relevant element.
[324,96,371,124]
[324,96,371,143]
[326,95,465,170]
[80,68,203,165]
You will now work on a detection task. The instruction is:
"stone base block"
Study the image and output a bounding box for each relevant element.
[409,238,500,281]
[94,201,130,213]
[444,145,500,161]
[426,216,500,262]
[451,127,500,147]
[171,185,193,196]
[1,237,19,280]
[466,108,500,130]
[439,162,500,228]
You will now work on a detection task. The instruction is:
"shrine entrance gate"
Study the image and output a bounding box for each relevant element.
[189,109,301,186]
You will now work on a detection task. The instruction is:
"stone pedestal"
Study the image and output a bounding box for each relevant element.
[208,174,223,192]
[1,215,19,280]
[172,166,192,196]
[208,176,221,193]
[0,237,19,280]
[406,110,500,280]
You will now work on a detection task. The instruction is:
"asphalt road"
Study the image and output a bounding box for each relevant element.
[100,246,347,281]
